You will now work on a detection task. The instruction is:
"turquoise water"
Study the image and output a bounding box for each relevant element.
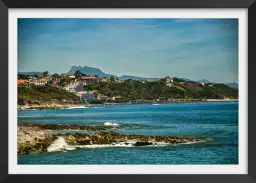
[18,101,238,164]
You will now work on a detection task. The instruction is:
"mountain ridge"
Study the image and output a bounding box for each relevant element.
[18,66,238,88]
[67,66,114,78]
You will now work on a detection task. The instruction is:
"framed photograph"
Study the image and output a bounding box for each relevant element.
[0,0,254,182]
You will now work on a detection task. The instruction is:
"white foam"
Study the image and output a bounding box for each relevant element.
[74,142,134,148]
[74,144,120,148]
[47,138,206,152]
[47,137,69,152]
[67,106,88,109]
[104,122,119,126]
[152,104,160,105]
[73,141,169,149]
[180,140,206,145]
[65,147,77,151]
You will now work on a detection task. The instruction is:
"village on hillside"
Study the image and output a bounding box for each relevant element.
[18,70,126,103]
[17,70,236,106]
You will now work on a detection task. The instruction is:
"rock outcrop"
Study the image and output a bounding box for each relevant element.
[19,123,120,131]
[17,124,212,155]
[18,126,57,155]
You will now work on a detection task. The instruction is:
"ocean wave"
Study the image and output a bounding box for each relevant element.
[75,144,134,148]
[46,137,208,153]
[47,137,69,152]
[67,106,88,109]
[104,122,119,126]
[152,104,161,105]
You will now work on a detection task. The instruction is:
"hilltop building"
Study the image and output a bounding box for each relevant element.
[17,79,30,88]
[77,91,97,100]
[100,77,108,82]
[113,96,124,102]
[61,74,75,79]
[80,76,99,83]
[166,83,174,87]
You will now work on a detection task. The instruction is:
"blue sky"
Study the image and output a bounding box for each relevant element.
[18,18,238,83]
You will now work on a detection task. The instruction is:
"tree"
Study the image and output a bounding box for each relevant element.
[18,74,23,79]
[42,71,49,77]
[74,70,84,78]
[51,73,60,79]
[18,74,30,80]
[116,76,119,81]
[110,75,115,82]
[61,82,67,88]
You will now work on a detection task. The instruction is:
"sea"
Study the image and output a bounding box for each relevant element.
[18,101,238,164]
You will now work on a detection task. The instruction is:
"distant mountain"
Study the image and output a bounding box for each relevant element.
[67,66,113,78]
[180,78,194,82]
[196,79,238,88]
[119,75,160,81]
[67,66,160,81]
[197,79,238,88]
[225,83,238,89]
[18,72,43,77]
[65,66,238,88]
[18,72,53,77]
[197,79,215,83]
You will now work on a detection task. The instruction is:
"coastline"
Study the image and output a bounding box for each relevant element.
[17,99,238,110]
[17,103,91,110]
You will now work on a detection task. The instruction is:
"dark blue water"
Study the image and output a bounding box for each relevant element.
[18,101,238,164]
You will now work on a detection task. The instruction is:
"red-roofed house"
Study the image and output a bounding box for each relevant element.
[80,76,99,84]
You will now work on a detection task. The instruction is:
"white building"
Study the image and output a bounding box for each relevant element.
[35,81,46,86]
[63,83,77,93]
[166,83,174,87]
[166,77,174,83]
[69,75,75,79]
[28,78,48,86]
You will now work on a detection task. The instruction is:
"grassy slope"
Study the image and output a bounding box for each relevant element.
[18,81,238,105]
[84,80,238,100]
[18,86,80,105]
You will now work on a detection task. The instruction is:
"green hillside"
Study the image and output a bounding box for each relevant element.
[84,79,238,100]
[18,86,80,105]
[18,78,238,105]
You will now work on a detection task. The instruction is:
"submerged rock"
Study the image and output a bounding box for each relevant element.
[134,141,153,146]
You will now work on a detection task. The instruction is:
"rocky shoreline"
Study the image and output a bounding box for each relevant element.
[18,124,213,155]
[128,98,238,104]
[18,99,238,110]
[19,123,120,131]
[17,103,86,110]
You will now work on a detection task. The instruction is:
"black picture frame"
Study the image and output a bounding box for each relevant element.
[0,0,254,182]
